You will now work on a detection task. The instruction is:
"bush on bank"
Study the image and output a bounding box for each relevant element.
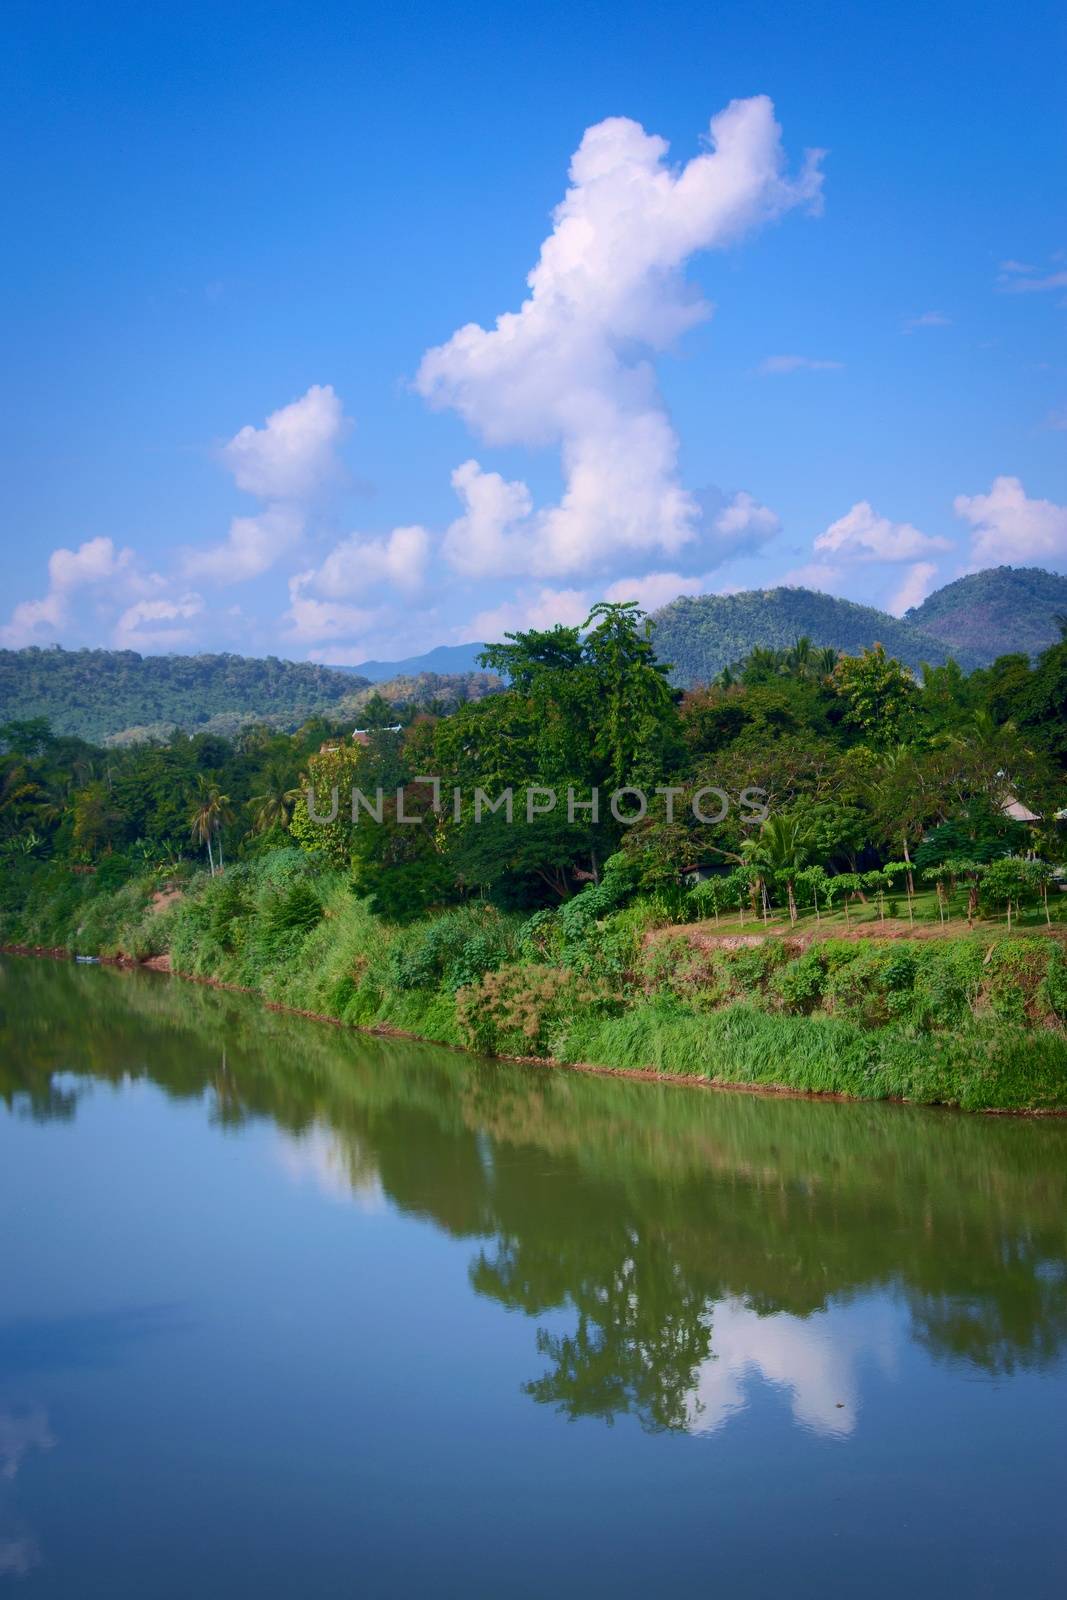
[2,846,1066,1111]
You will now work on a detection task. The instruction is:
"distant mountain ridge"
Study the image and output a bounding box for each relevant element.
[649,565,1066,687]
[0,647,497,745]
[2,566,1061,741]
[905,566,1067,658]
[337,642,490,681]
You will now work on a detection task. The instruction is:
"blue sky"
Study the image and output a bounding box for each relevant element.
[2,0,1065,664]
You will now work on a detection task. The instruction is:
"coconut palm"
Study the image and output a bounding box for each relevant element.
[741,813,818,924]
[248,765,302,835]
[189,779,233,875]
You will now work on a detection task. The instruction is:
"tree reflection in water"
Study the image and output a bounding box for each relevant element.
[3,955,1066,1434]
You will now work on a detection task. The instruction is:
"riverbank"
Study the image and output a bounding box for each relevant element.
[3,846,1066,1114]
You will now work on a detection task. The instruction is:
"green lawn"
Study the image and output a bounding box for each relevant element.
[684,884,1067,942]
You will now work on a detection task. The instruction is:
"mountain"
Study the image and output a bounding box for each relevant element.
[0,647,500,745]
[906,566,1067,658]
[650,586,985,686]
[3,568,1059,741]
[336,642,490,681]
[0,648,371,744]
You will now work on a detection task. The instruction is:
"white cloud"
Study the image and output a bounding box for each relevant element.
[953,475,1067,565]
[185,385,350,584]
[902,310,950,332]
[220,383,347,501]
[996,262,1067,295]
[604,571,714,610]
[418,97,822,580]
[0,536,138,646]
[441,461,534,578]
[778,561,843,592]
[459,586,591,642]
[888,560,939,615]
[284,573,382,644]
[684,1296,897,1440]
[815,501,952,562]
[308,524,430,598]
[113,594,203,651]
[184,506,305,583]
[757,354,843,374]
[712,489,781,546]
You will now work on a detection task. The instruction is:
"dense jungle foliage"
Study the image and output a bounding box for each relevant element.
[2,600,1065,1109]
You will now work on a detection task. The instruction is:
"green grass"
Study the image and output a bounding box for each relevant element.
[680,884,1067,941]
[3,849,1065,1113]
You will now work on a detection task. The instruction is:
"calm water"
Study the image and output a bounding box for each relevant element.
[1,958,1065,1597]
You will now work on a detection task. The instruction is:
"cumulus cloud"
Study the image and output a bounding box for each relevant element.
[220,384,347,501]
[778,561,843,591]
[281,524,430,649]
[459,586,592,643]
[113,594,204,651]
[307,524,430,599]
[284,573,383,645]
[418,96,823,580]
[757,354,843,374]
[0,536,139,647]
[888,560,939,615]
[603,571,714,610]
[954,475,1067,565]
[186,385,349,584]
[815,501,952,562]
[711,489,781,547]
[441,461,534,578]
[184,506,305,583]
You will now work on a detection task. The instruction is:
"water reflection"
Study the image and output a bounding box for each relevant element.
[0,1404,53,1581]
[2,956,1066,1444]
[685,1297,898,1437]
[275,1123,387,1211]
[0,1404,53,1481]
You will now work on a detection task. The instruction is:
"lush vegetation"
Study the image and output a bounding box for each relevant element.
[650,565,1067,685]
[907,564,1067,659]
[7,956,1067,1403]
[0,644,502,743]
[651,585,984,684]
[2,600,1065,1111]
[4,567,1063,742]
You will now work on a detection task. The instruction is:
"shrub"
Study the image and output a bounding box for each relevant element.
[772,949,826,1013]
[456,963,621,1057]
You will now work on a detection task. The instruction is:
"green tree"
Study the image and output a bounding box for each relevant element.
[289,742,363,870]
[740,813,818,924]
[248,764,302,835]
[189,779,233,875]
[833,644,920,749]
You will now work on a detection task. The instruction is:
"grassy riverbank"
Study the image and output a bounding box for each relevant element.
[4,846,1066,1113]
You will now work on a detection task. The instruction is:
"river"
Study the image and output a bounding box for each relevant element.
[1,956,1065,1596]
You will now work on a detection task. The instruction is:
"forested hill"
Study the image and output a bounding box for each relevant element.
[0,648,370,742]
[0,647,504,744]
[907,566,1067,658]
[649,587,982,686]
[4,565,1061,737]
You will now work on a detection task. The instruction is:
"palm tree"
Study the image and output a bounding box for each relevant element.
[741,814,817,924]
[248,765,301,835]
[189,779,233,875]
[785,636,815,680]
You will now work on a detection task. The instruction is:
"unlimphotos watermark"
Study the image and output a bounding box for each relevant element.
[304,780,769,827]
